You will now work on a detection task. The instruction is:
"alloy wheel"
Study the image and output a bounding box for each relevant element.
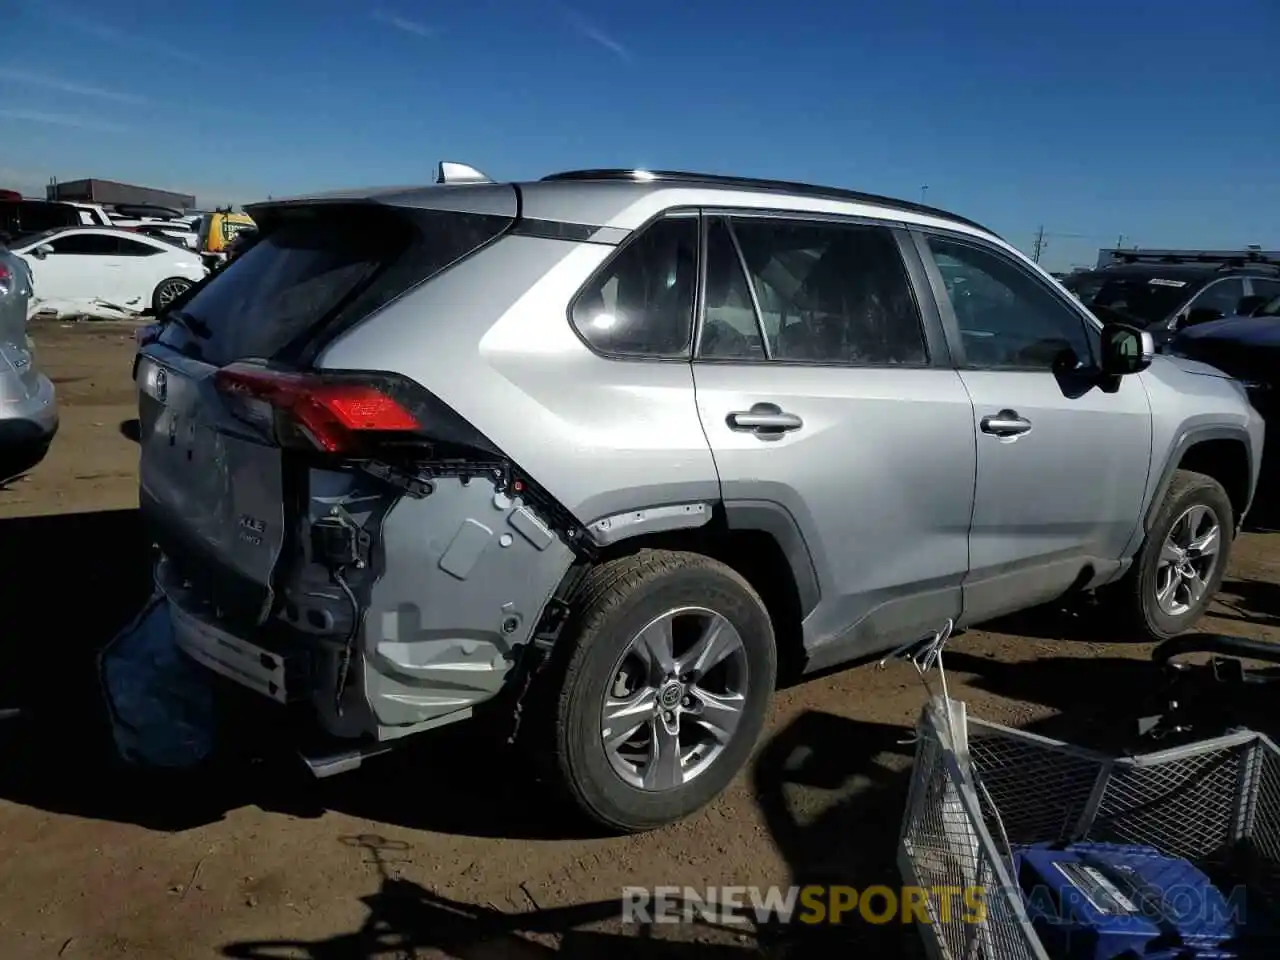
[156,279,191,309]
[600,606,749,791]
[1154,504,1222,617]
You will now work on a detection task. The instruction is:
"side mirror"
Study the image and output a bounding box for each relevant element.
[30,244,54,260]
[1100,322,1154,376]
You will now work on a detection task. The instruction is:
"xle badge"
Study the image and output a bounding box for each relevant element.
[239,514,266,546]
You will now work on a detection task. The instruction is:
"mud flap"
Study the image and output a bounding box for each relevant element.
[98,592,216,769]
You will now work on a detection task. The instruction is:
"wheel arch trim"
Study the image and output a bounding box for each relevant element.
[1143,424,1256,536]
[721,500,822,617]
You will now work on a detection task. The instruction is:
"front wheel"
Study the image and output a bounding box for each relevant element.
[548,550,776,833]
[1112,469,1234,641]
[152,277,193,313]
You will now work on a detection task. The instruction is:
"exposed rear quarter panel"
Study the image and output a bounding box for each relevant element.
[315,234,721,524]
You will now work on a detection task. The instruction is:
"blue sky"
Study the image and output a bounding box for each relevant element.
[3,0,1277,270]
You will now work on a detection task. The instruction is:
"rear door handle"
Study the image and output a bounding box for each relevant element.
[980,409,1032,438]
[726,403,803,437]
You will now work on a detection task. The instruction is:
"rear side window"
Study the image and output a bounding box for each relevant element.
[159,206,509,366]
[570,215,698,358]
[700,216,929,365]
[117,236,163,256]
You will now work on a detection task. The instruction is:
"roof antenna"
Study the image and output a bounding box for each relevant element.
[436,161,492,185]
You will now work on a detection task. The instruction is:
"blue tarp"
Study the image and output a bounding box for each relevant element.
[98,593,215,769]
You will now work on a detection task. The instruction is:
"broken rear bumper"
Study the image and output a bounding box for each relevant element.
[165,590,303,704]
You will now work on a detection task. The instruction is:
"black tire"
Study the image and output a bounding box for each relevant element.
[546,549,776,833]
[1112,469,1234,641]
[151,277,192,313]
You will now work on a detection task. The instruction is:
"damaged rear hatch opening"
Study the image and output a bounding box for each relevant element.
[133,190,574,758]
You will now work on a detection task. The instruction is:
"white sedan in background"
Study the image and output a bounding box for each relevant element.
[10,227,207,318]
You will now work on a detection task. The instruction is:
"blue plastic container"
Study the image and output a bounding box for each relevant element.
[1011,841,1270,959]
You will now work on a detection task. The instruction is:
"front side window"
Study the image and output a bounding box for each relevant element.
[48,233,119,255]
[1184,278,1246,324]
[928,235,1093,370]
[699,216,929,365]
[570,215,698,358]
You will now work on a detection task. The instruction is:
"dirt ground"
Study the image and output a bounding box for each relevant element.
[1,321,1278,960]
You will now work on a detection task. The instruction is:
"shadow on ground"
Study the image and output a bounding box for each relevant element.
[0,508,622,840]
[221,835,767,959]
[220,658,1271,960]
[5,510,1280,958]
[1211,578,1280,629]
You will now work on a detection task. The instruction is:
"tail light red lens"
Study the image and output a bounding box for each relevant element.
[214,364,424,454]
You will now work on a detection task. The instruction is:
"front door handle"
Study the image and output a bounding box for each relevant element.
[726,403,803,437]
[980,409,1032,438]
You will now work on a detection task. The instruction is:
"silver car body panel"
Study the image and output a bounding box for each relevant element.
[1,248,57,473]
[136,172,1264,746]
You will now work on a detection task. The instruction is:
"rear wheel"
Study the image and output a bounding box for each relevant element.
[152,277,192,313]
[1111,469,1233,641]
[546,549,776,833]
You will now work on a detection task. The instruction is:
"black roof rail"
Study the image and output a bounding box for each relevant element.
[541,168,998,237]
[1100,247,1280,268]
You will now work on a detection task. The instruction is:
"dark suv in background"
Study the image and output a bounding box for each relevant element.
[0,199,83,242]
[1063,249,1280,347]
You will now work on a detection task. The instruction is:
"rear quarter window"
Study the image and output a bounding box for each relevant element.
[569,214,699,358]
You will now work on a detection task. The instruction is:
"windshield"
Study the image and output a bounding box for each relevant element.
[1064,273,1193,326]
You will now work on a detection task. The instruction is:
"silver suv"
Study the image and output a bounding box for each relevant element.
[133,164,1263,832]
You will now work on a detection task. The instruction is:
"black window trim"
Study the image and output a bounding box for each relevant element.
[911,225,1102,374]
[690,207,943,371]
[563,205,702,363]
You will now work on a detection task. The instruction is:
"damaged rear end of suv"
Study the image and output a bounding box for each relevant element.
[135,172,595,773]
[132,163,759,833]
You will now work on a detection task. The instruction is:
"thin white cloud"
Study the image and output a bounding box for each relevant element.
[562,8,630,61]
[0,67,149,106]
[0,108,130,134]
[373,9,437,38]
[23,2,187,59]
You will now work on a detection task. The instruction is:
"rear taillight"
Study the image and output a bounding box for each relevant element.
[0,263,11,296]
[214,363,426,455]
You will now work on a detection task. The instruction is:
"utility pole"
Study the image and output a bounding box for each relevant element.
[1116,234,1125,248]
[1032,225,1046,263]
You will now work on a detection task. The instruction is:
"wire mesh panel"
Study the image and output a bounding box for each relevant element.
[900,697,1280,960]
[900,700,1048,959]
[1090,743,1247,861]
